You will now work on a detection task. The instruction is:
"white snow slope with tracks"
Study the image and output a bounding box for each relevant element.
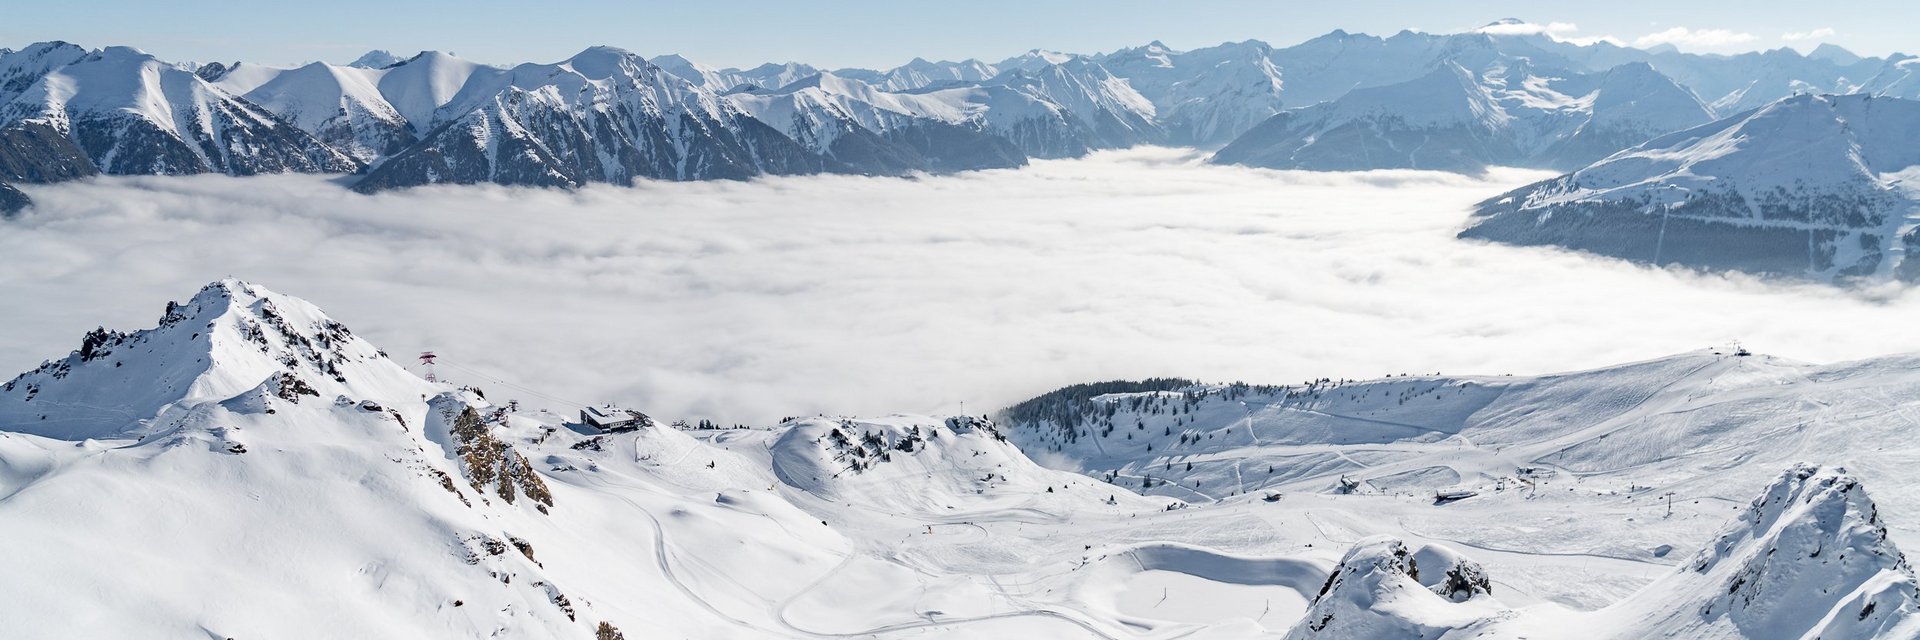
[3,280,1918,638]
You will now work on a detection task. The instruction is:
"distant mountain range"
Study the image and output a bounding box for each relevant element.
[3,20,1920,284]
[3,20,1919,226]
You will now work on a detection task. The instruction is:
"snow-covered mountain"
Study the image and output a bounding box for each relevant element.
[829,57,1001,92]
[1637,46,1887,116]
[206,59,416,162]
[0,279,432,440]
[1098,40,1285,146]
[354,46,826,191]
[0,42,356,185]
[726,61,822,92]
[16,281,1920,636]
[1461,93,1920,283]
[1,25,1915,200]
[723,71,1027,174]
[1339,21,1887,118]
[1211,59,1714,173]
[889,57,1000,91]
[1861,56,1920,100]
[988,58,1166,149]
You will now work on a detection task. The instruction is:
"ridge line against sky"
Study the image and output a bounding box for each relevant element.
[0,0,1910,70]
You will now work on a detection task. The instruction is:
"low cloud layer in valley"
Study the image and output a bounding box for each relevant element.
[4,148,1915,424]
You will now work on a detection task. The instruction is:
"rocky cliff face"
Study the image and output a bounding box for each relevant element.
[0,180,26,215]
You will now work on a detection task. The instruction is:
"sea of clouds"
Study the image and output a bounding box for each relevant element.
[5,148,1917,424]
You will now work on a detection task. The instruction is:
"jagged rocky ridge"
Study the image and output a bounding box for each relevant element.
[1461,93,1920,283]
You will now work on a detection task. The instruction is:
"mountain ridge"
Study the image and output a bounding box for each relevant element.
[0,26,1910,207]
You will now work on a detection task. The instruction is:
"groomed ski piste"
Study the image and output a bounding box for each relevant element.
[2,280,1918,638]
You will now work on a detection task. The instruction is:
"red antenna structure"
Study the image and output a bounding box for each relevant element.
[418,351,439,383]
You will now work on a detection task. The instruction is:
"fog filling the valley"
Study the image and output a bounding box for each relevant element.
[5,147,1917,424]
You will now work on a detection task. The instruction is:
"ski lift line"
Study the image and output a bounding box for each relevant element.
[432,361,597,411]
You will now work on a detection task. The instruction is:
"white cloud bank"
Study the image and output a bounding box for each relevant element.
[6,148,1920,425]
[1475,21,1579,37]
[1781,27,1838,42]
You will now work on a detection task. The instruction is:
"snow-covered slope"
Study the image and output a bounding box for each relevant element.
[769,415,1162,514]
[20,281,1920,636]
[648,53,737,90]
[0,283,884,636]
[1211,60,1713,173]
[1003,348,1920,554]
[1286,465,1920,639]
[1462,93,1920,283]
[0,280,1194,639]
[213,61,415,162]
[1004,349,1920,636]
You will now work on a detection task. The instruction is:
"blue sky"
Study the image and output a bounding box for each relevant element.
[3,0,1910,69]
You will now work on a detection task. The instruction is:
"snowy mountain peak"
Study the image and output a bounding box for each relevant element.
[1612,464,1920,638]
[562,45,648,80]
[347,49,401,69]
[1811,43,1865,66]
[0,279,433,440]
